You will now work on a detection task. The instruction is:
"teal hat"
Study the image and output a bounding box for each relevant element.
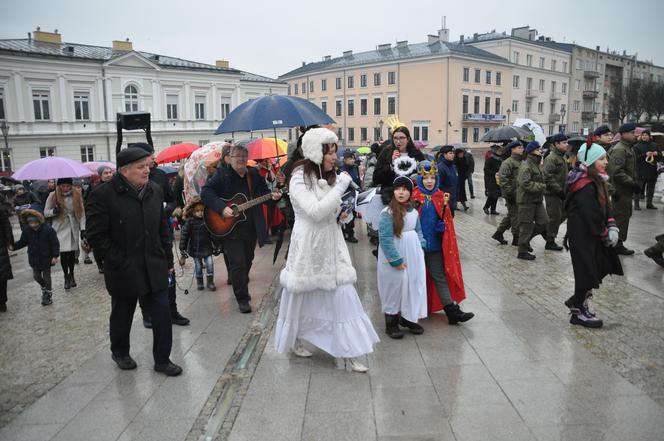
[577,143,606,167]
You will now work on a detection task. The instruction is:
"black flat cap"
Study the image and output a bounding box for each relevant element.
[593,125,611,136]
[618,122,636,134]
[130,142,155,154]
[117,147,151,168]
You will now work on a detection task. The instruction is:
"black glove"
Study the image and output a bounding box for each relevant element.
[632,182,642,194]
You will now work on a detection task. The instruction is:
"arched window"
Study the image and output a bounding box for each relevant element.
[124,85,138,112]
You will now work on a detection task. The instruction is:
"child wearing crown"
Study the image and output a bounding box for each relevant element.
[411,160,475,324]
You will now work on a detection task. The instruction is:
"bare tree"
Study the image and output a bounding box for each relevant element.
[640,81,658,122]
[653,83,664,122]
[609,80,630,123]
[626,79,645,122]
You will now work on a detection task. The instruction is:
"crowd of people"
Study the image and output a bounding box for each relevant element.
[0,117,661,377]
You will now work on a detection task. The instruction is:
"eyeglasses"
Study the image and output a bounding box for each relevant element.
[231,155,248,160]
[393,136,408,141]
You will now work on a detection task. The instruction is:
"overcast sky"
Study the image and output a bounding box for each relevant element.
[2,0,662,79]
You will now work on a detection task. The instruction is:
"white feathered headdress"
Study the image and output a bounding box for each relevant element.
[301,127,338,165]
[393,155,417,177]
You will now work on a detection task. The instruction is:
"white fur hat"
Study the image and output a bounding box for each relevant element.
[301,127,338,165]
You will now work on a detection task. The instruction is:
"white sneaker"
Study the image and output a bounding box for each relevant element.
[293,340,312,358]
[344,358,369,373]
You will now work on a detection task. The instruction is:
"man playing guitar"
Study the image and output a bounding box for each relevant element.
[201,144,282,313]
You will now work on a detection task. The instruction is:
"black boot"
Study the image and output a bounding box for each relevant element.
[646,198,657,209]
[197,276,205,291]
[615,240,635,256]
[206,274,216,291]
[545,241,563,251]
[511,236,519,247]
[385,314,404,339]
[171,311,190,326]
[70,272,77,288]
[41,289,53,306]
[491,231,508,245]
[64,273,71,290]
[399,316,424,334]
[517,252,536,260]
[644,247,664,268]
[444,303,474,325]
[634,199,641,211]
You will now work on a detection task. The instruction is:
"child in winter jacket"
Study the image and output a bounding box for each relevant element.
[180,198,216,291]
[14,209,60,305]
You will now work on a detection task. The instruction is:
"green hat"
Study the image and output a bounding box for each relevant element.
[577,143,606,167]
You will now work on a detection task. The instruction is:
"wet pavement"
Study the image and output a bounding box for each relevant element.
[0,171,662,440]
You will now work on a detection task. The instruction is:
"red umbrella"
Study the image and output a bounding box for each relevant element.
[155,143,199,164]
[246,138,287,161]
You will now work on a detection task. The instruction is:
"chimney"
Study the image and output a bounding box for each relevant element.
[62,45,74,55]
[473,33,479,41]
[396,40,408,49]
[428,34,439,44]
[459,34,464,44]
[596,45,600,51]
[377,43,391,50]
[302,61,306,66]
[33,28,62,44]
[112,38,133,52]
[323,55,331,61]
[343,50,353,57]
[216,59,229,69]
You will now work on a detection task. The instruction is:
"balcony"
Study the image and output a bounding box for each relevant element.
[462,113,506,123]
[549,113,561,123]
[550,92,561,101]
[582,111,597,120]
[525,89,538,99]
[583,90,599,99]
[584,70,600,79]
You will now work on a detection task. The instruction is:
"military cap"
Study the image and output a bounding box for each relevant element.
[618,122,636,134]
[593,125,611,136]
[440,145,455,154]
[117,147,151,168]
[524,141,541,154]
[506,140,523,149]
[550,133,569,144]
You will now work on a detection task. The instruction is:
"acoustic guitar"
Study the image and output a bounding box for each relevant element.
[204,190,283,237]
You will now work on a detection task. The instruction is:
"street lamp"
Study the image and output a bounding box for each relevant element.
[0,120,8,150]
[506,109,511,126]
[377,119,384,141]
[560,106,567,133]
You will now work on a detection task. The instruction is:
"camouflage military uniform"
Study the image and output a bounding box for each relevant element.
[607,140,637,242]
[495,152,522,240]
[516,154,549,254]
[543,148,568,244]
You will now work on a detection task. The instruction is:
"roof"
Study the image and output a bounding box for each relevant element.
[0,38,252,76]
[279,40,509,78]
[240,70,285,84]
[463,31,574,53]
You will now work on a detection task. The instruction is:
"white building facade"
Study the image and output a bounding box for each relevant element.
[0,30,287,173]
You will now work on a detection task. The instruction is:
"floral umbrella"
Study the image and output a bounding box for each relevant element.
[183,141,228,203]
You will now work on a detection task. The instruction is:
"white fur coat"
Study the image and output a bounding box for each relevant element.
[279,167,357,293]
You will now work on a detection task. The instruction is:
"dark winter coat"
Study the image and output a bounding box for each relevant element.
[14,220,59,271]
[565,177,623,293]
[13,192,36,208]
[179,217,214,258]
[633,141,662,181]
[498,153,522,203]
[437,159,459,209]
[466,151,475,174]
[483,154,502,198]
[517,154,546,204]
[0,209,14,280]
[373,145,425,187]
[543,148,568,197]
[85,175,174,298]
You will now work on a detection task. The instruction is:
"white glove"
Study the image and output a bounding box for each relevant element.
[335,172,352,191]
[607,226,619,247]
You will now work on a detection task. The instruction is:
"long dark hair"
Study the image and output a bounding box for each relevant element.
[388,185,412,238]
[391,126,418,155]
[587,163,609,208]
[294,143,337,187]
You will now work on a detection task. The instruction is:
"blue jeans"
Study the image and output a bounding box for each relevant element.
[194,255,214,278]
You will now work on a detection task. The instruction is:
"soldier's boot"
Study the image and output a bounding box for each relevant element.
[634,199,641,210]
[443,303,475,325]
[644,246,664,268]
[384,314,404,339]
[545,241,564,251]
[615,240,635,256]
[646,198,657,210]
[41,290,53,306]
[206,274,216,291]
[491,231,508,245]
[656,234,664,242]
[511,236,519,246]
[197,276,205,291]
[517,252,536,260]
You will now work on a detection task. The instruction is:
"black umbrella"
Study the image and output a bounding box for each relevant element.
[481,126,531,143]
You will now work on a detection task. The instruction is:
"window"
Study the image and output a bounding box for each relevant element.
[474,69,481,83]
[40,147,56,158]
[309,81,314,93]
[166,94,178,120]
[373,73,381,86]
[321,79,327,91]
[388,71,396,85]
[485,97,491,114]
[513,51,520,64]
[199,140,209,146]
[526,54,533,66]
[495,98,501,114]
[539,79,545,92]
[33,91,51,120]
[412,123,429,141]
[374,127,381,141]
[194,96,205,120]
[360,74,367,87]
[0,149,10,172]
[539,57,545,69]
[463,67,469,82]
[462,95,469,114]
[387,97,396,115]
[551,59,557,71]
[360,98,367,115]
[361,127,368,141]
[0,89,4,120]
[80,145,94,162]
[576,59,582,70]
[512,100,519,112]
[526,77,533,91]
[124,85,138,112]
[461,128,468,143]
[526,101,532,113]
[572,122,579,132]
[302,82,306,94]
[513,75,520,88]
[484,127,490,135]
[335,100,342,117]
[348,76,354,89]
[373,97,381,115]
[220,98,231,120]
[473,127,479,143]
[335,77,342,89]
[73,93,90,120]
[348,127,355,142]
[573,100,580,112]
[575,79,581,91]
[538,102,544,113]
[551,81,557,93]
[171,140,182,146]
[562,61,568,73]
[347,99,354,116]
[486,71,492,84]
[562,83,567,94]
[496,72,502,85]
[293,83,298,95]
[473,96,480,113]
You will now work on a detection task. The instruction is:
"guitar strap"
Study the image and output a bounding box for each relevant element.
[246,169,254,197]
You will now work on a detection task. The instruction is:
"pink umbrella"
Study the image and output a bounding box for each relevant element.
[84,161,116,174]
[13,156,93,180]
[414,140,428,149]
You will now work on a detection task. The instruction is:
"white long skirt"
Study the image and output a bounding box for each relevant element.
[377,230,427,323]
[274,284,379,358]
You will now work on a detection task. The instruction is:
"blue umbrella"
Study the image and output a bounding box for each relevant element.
[214,95,335,135]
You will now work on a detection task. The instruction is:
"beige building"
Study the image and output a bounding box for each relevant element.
[279,28,513,148]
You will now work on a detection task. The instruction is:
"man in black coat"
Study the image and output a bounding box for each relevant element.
[201,144,280,313]
[86,147,182,376]
[632,130,662,210]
